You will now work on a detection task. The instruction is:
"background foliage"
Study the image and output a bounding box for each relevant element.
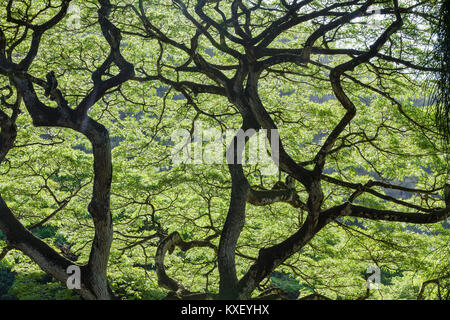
[0,0,449,300]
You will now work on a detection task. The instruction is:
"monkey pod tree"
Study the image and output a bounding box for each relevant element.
[0,0,135,299]
[0,0,449,300]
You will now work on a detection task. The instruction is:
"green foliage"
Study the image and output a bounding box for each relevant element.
[270,272,302,298]
[8,273,81,300]
[32,225,58,240]
[0,0,448,300]
[108,272,166,300]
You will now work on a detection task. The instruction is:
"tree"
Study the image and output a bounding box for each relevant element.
[0,0,448,300]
